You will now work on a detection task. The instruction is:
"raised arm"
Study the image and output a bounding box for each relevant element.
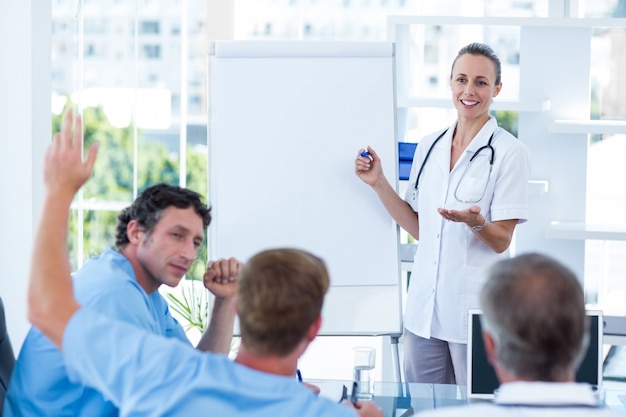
[28,109,98,348]
[354,146,420,239]
[196,257,241,353]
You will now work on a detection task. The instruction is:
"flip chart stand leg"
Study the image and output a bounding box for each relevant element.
[390,334,403,388]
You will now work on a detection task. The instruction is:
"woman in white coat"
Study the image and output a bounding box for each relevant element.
[354,42,530,384]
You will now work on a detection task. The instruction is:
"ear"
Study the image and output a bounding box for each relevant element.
[493,82,502,98]
[306,316,322,342]
[483,328,514,383]
[126,219,143,245]
[482,330,497,366]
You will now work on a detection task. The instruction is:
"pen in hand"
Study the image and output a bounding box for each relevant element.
[360,150,373,162]
[340,384,348,403]
[296,370,321,396]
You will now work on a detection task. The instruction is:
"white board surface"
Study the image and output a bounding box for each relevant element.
[208,40,402,335]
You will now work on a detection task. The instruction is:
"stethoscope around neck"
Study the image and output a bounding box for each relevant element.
[411,128,496,204]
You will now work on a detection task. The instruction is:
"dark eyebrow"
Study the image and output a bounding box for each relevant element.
[171,225,205,244]
[454,72,490,81]
[170,224,190,233]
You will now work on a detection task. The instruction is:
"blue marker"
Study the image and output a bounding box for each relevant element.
[360,150,373,161]
[296,369,303,382]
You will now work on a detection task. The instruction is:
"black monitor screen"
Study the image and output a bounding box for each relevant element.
[469,311,601,397]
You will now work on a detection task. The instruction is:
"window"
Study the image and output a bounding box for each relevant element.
[84,18,107,34]
[52,0,209,270]
[141,44,161,59]
[140,20,160,34]
[84,43,105,58]
[584,22,626,310]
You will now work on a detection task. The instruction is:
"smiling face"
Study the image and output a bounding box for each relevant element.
[131,206,205,292]
[450,53,502,124]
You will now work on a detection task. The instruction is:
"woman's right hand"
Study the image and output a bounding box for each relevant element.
[354,146,384,187]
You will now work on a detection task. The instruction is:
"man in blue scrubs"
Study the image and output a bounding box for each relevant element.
[23,109,383,416]
[5,124,240,415]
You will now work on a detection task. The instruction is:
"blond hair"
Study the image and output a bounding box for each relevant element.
[238,248,330,356]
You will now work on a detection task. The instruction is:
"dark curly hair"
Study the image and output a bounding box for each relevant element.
[115,183,211,248]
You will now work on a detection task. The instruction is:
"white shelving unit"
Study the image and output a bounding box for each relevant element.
[547,222,626,241]
[549,120,626,135]
[545,120,626,241]
[387,15,626,280]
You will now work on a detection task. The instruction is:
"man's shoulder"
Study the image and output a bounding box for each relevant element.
[72,249,142,299]
[75,248,130,278]
[206,364,357,417]
[416,404,626,417]
[290,384,356,417]
[69,255,156,328]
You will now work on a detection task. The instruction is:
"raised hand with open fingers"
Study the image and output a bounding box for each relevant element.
[45,108,98,198]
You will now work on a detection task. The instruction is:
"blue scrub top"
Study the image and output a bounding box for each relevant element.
[4,249,189,417]
[63,308,358,417]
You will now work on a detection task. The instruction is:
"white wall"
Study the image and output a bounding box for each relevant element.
[0,2,50,352]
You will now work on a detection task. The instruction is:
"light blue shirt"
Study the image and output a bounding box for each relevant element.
[4,249,189,417]
[63,308,357,417]
[416,382,625,417]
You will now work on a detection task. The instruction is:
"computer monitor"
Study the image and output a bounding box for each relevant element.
[466,309,603,400]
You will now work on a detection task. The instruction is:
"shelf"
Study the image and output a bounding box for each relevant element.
[397,96,550,112]
[546,222,626,241]
[549,120,626,135]
[387,16,626,29]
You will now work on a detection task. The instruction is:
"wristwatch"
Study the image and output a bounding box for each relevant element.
[470,216,487,232]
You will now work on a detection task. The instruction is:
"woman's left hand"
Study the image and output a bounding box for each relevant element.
[439,205,518,253]
[437,205,482,226]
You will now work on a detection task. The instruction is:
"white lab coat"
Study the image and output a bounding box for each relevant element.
[403,117,530,343]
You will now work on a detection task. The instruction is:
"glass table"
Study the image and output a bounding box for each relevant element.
[310,380,626,416]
